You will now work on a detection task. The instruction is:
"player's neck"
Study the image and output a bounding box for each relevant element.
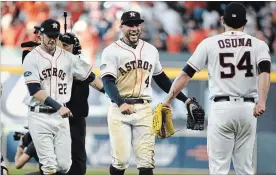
[121,38,138,49]
[40,45,56,56]
[225,26,244,32]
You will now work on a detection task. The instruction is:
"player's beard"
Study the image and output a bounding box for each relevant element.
[47,41,56,51]
[126,31,140,45]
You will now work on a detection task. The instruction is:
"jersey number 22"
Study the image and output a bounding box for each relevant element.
[58,83,67,94]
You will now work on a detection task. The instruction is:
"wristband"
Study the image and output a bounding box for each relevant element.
[44,97,62,110]
[177,93,188,104]
[100,88,105,94]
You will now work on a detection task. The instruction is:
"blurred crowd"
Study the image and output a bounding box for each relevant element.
[1,1,276,63]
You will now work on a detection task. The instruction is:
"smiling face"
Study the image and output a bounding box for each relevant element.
[120,23,142,45]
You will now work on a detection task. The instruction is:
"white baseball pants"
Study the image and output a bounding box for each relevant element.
[28,110,72,174]
[207,97,256,175]
[108,102,155,170]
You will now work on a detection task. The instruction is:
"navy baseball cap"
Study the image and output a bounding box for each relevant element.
[120,11,144,25]
[40,19,61,37]
[59,33,76,45]
[223,2,247,29]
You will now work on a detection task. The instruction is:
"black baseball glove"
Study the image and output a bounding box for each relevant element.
[186,97,205,130]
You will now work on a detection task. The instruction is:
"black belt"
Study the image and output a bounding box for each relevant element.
[111,99,150,104]
[30,106,57,114]
[213,96,255,103]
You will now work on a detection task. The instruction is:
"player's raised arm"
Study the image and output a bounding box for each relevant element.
[254,41,271,117]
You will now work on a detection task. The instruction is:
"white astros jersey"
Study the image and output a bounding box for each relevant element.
[23,46,92,106]
[100,39,163,101]
[187,31,271,99]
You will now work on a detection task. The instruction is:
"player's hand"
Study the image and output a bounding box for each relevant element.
[253,102,266,117]
[58,106,73,118]
[162,101,172,108]
[119,103,134,115]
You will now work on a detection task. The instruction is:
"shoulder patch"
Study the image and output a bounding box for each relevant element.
[24,71,32,77]
[100,64,107,70]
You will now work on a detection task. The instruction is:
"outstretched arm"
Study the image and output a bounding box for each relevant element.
[84,72,105,93]
[163,63,197,106]
[163,71,191,106]
[153,72,189,104]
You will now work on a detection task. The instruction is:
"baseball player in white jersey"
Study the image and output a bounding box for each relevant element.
[162,2,271,175]
[1,83,9,175]
[23,19,104,175]
[100,11,191,175]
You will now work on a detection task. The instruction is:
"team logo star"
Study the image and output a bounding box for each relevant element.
[129,12,136,17]
[52,23,58,28]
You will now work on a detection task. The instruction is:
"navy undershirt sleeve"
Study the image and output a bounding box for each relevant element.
[258,60,271,74]
[26,83,41,96]
[153,72,188,103]
[102,75,124,107]
[183,64,196,78]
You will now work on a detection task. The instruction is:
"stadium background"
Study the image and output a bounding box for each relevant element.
[1,1,276,175]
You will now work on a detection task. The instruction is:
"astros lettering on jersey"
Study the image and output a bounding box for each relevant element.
[100,39,163,101]
[23,46,93,106]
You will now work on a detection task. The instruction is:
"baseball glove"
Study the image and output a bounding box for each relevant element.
[152,103,175,139]
[186,97,205,130]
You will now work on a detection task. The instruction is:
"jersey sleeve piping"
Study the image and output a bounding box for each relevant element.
[81,65,93,81]
[257,58,271,64]
[153,69,163,76]
[187,61,200,72]
[25,80,41,84]
[101,72,117,79]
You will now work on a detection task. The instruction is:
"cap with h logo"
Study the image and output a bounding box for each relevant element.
[40,18,61,37]
[223,2,247,29]
[120,11,144,25]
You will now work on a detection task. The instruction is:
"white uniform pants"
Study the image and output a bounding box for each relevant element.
[207,97,256,175]
[28,110,72,174]
[108,102,155,170]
